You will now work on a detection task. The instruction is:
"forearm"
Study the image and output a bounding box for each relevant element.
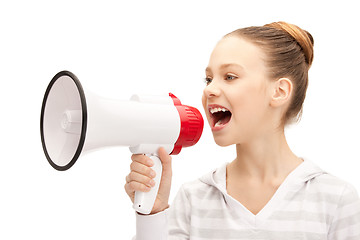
[134,209,169,240]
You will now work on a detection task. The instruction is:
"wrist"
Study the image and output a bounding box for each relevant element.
[150,204,170,215]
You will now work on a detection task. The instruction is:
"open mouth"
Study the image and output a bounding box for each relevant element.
[208,105,232,130]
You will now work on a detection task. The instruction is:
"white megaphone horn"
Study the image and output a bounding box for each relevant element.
[40,70,204,214]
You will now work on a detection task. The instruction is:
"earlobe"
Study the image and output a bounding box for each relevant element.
[270,78,293,107]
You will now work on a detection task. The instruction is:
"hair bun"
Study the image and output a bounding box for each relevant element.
[265,21,314,67]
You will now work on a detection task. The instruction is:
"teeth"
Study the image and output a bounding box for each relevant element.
[210,107,229,114]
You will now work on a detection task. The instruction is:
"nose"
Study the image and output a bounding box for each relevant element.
[203,80,221,98]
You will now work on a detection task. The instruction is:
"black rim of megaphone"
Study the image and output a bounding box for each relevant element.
[40,70,87,171]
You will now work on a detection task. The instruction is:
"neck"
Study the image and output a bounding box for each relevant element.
[231,128,302,182]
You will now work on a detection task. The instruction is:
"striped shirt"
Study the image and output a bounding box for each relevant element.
[135,159,360,239]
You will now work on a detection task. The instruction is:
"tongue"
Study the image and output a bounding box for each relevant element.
[214,120,223,127]
[214,114,231,127]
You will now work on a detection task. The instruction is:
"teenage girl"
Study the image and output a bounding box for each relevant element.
[125,21,360,239]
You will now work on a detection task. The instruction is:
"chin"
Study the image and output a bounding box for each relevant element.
[213,135,234,147]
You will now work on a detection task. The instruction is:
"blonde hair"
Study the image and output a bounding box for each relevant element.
[225,21,314,125]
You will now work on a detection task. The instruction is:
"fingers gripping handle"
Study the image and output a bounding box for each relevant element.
[133,155,162,214]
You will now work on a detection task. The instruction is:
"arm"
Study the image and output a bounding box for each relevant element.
[134,185,191,240]
[328,183,360,240]
[135,209,169,240]
[125,147,190,239]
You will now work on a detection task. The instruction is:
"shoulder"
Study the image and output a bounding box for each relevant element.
[309,172,359,198]
[284,159,360,221]
[180,178,221,201]
[305,172,360,218]
[315,175,360,238]
[176,164,227,205]
[298,160,359,202]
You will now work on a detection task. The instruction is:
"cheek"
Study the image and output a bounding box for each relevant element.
[201,93,206,109]
[201,94,210,122]
[231,85,267,120]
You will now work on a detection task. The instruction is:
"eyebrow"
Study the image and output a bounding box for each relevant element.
[206,63,244,73]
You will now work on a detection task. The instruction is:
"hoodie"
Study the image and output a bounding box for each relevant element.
[135,159,360,240]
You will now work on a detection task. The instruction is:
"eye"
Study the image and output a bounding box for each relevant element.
[225,74,237,81]
[204,77,212,85]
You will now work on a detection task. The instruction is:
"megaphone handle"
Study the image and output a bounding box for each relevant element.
[133,154,162,214]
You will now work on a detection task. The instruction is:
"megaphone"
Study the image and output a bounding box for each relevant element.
[40,70,203,214]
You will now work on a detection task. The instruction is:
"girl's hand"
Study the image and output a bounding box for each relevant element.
[124,147,172,214]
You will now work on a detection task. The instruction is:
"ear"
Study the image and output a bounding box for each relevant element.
[270,78,293,107]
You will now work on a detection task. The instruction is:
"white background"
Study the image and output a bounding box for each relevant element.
[1,0,359,239]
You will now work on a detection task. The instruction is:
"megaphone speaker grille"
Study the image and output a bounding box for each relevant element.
[40,71,87,171]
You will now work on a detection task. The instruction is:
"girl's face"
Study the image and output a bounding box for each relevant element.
[202,36,276,146]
